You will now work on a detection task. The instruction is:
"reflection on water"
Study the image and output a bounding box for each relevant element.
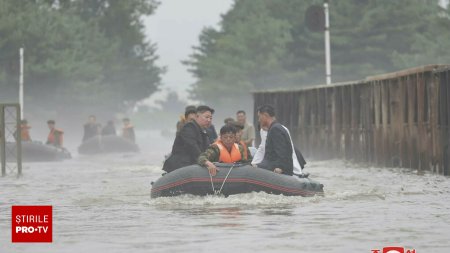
[1,131,450,252]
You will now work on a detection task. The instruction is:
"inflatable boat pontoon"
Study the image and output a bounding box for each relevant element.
[151,163,324,198]
[5,141,71,162]
[78,135,139,155]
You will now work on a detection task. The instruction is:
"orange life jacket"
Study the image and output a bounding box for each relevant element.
[20,125,31,141]
[239,140,248,160]
[216,141,242,163]
[47,128,64,147]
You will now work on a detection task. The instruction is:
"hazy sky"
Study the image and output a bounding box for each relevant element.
[143,0,233,106]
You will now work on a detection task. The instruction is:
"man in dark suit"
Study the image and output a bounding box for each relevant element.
[162,105,214,173]
[256,104,295,176]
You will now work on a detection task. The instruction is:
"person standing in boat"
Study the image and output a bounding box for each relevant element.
[176,105,197,134]
[82,115,100,142]
[121,118,135,143]
[198,124,252,176]
[46,120,64,148]
[206,123,218,144]
[236,110,255,147]
[163,105,214,173]
[255,104,298,176]
[251,126,268,166]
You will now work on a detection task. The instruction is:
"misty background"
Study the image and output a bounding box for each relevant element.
[1,0,450,150]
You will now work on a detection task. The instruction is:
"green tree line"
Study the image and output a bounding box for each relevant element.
[185,0,450,107]
[0,0,163,114]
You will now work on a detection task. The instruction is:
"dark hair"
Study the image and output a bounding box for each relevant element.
[196,105,215,114]
[232,122,244,130]
[223,117,235,124]
[236,110,246,115]
[47,120,55,124]
[123,118,130,122]
[185,108,197,118]
[185,105,196,111]
[257,104,275,117]
[220,124,237,135]
[21,119,28,124]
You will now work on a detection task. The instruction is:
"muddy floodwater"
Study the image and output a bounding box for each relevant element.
[1,131,450,253]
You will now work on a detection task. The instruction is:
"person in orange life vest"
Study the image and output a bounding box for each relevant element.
[122,118,135,143]
[19,119,32,141]
[198,125,252,176]
[46,120,64,147]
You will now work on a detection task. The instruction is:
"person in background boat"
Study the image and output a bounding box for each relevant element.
[18,119,32,141]
[236,110,255,147]
[46,120,64,148]
[82,115,100,142]
[163,105,214,173]
[255,104,297,176]
[176,105,197,134]
[176,106,197,134]
[122,118,135,143]
[101,120,116,136]
[198,124,251,176]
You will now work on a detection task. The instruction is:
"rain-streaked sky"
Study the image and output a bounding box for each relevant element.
[144,0,233,106]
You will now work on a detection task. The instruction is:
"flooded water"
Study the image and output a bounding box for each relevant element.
[1,131,450,253]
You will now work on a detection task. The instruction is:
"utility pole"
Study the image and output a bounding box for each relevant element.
[324,0,332,85]
[19,48,24,119]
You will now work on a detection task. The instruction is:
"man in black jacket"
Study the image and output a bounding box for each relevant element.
[256,104,294,176]
[162,105,214,173]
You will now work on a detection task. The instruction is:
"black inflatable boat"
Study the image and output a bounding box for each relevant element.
[78,135,139,155]
[151,163,324,198]
[5,141,71,162]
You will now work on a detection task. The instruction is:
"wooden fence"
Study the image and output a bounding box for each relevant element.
[253,65,450,175]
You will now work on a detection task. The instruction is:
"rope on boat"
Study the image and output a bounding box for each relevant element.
[208,164,235,195]
[209,171,215,194]
[217,164,235,195]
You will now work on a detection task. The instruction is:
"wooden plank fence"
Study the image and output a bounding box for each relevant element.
[253,65,450,175]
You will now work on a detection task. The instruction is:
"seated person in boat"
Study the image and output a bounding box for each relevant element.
[236,110,255,147]
[232,122,252,161]
[18,119,32,141]
[121,118,135,143]
[46,120,64,148]
[101,120,116,136]
[256,104,296,176]
[223,117,235,125]
[163,105,214,173]
[198,125,252,176]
